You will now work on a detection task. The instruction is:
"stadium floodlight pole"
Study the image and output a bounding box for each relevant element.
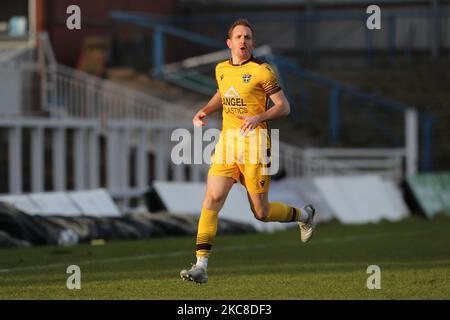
[405,108,418,176]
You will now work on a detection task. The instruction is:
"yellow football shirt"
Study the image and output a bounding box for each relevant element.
[215,56,281,131]
[212,56,281,164]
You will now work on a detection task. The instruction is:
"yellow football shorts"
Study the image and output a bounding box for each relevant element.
[208,161,270,194]
[208,131,271,194]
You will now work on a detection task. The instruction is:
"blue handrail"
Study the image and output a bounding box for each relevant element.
[111,11,224,48]
[112,9,450,68]
[111,11,225,78]
[112,10,450,24]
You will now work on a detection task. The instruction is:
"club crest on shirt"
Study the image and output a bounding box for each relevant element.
[242,73,252,83]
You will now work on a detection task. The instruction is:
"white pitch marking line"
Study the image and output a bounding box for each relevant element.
[0,231,423,274]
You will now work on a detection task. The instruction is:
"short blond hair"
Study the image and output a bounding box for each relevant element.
[227,19,255,39]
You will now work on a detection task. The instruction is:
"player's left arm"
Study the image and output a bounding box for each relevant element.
[238,90,290,135]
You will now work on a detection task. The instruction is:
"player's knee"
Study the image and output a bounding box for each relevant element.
[204,192,226,208]
[252,207,269,221]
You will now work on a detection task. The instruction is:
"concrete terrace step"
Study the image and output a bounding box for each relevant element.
[106,67,208,114]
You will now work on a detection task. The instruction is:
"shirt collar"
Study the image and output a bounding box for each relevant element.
[229,55,254,66]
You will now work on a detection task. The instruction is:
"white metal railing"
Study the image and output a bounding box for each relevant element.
[0,46,34,65]
[0,116,406,213]
[44,63,193,122]
[0,116,210,212]
[37,32,192,123]
[44,65,408,183]
[278,144,406,182]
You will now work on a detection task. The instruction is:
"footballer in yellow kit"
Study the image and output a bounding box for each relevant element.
[180,19,317,285]
[208,56,281,193]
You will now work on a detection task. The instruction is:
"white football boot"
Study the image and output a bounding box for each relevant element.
[298,204,316,243]
[180,264,208,284]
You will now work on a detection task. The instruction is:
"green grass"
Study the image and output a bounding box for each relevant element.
[1,215,450,299]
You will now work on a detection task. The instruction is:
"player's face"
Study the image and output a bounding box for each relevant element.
[227,25,255,62]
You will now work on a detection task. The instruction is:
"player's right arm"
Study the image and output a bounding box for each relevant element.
[192,91,222,127]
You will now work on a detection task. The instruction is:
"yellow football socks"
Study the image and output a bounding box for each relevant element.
[196,208,219,258]
[265,202,300,222]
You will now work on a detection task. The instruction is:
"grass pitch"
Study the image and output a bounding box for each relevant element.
[0,215,449,300]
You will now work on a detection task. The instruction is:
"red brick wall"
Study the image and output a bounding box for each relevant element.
[43,0,178,66]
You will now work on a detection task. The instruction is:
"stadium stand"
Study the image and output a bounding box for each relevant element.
[1,1,449,247]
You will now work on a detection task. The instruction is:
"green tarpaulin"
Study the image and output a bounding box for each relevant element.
[407,172,450,217]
